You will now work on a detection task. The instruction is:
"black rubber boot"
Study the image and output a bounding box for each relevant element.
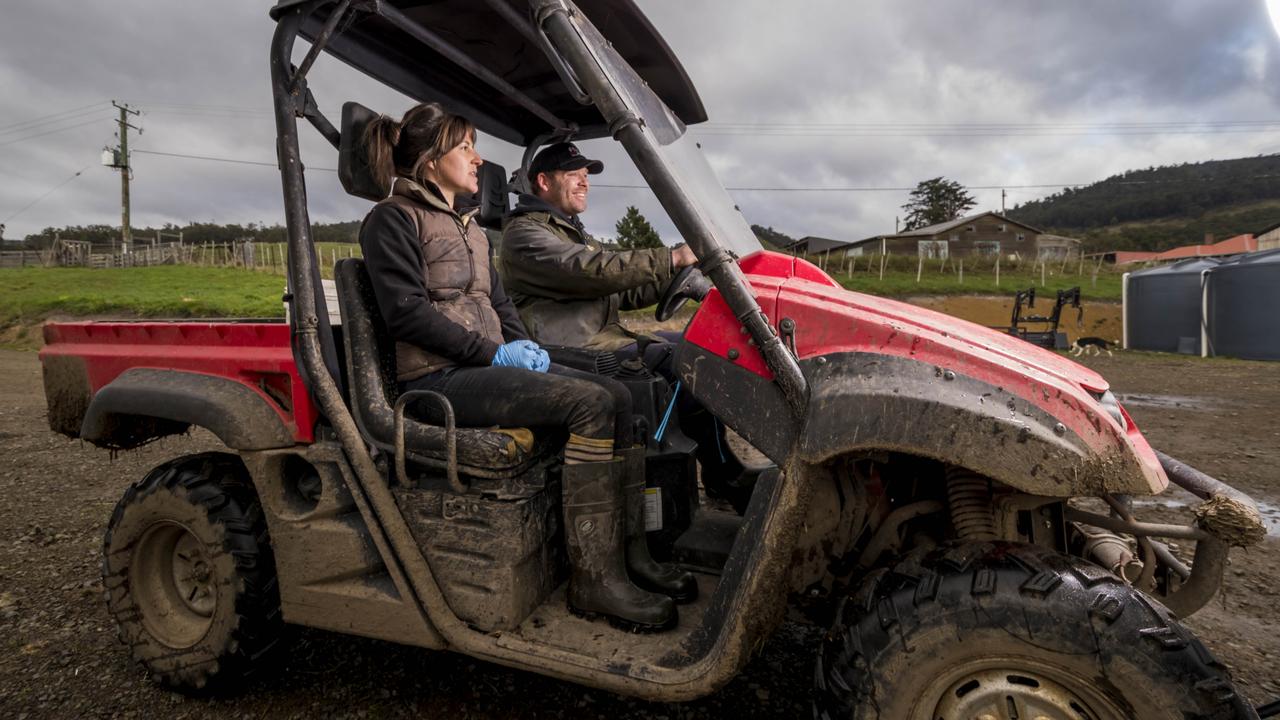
[562,459,676,632]
[617,447,699,604]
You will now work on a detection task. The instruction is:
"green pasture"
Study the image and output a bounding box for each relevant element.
[0,266,287,330]
[817,253,1123,300]
[0,249,1124,351]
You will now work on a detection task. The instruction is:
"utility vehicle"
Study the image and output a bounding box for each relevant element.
[40,1,1267,717]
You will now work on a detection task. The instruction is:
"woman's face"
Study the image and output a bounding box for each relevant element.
[429,134,482,198]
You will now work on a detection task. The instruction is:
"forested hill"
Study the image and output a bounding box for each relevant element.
[1007,154,1280,251]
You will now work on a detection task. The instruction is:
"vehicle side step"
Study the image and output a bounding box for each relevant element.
[671,510,742,574]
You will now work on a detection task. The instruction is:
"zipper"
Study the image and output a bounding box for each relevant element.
[454,215,490,337]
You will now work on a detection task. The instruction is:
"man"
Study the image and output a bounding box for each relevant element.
[499,142,696,350]
[500,142,756,512]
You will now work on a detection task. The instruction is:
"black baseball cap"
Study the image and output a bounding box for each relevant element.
[527,142,604,183]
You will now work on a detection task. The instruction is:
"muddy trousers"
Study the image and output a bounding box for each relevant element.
[400,363,634,450]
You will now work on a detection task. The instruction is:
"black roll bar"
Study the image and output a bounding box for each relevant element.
[531,1,809,419]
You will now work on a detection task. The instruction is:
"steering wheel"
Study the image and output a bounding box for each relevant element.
[655,265,704,322]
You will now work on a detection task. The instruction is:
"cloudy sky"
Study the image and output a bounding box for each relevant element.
[3,1,1280,246]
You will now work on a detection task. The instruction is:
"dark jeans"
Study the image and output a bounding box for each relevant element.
[400,363,634,448]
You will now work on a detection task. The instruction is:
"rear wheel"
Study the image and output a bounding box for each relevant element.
[814,542,1253,719]
[103,452,282,691]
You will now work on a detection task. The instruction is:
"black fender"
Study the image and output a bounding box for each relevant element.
[81,369,295,451]
[798,352,1155,496]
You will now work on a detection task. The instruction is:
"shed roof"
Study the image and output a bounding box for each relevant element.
[887,211,1043,239]
[785,236,851,253]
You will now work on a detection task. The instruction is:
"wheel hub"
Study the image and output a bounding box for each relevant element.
[929,661,1127,720]
[172,532,216,616]
[130,521,218,648]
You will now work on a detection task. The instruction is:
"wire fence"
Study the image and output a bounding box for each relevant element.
[0,238,363,277]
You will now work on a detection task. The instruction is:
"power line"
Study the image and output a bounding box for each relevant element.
[0,108,113,139]
[133,148,337,172]
[0,101,108,133]
[126,148,1280,193]
[2,165,94,224]
[0,117,112,149]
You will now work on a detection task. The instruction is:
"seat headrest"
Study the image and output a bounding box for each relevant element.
[339,101,384,202]
[339,101,513,224]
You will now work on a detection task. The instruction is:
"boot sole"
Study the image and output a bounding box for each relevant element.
[568,604,679,633]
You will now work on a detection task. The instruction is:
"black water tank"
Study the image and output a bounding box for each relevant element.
[1205,249,1280,361]
[1126,258,1218,353]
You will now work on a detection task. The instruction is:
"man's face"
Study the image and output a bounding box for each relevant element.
[536,167,590,216]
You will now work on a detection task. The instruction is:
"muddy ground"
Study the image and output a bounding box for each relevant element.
[1,346,1277,718]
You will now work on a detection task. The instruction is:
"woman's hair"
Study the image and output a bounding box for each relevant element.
[363,102,476,195]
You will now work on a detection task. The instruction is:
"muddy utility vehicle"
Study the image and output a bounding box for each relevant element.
[39,1,1269,717]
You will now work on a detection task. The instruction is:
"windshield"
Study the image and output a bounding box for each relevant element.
[575,14,764,258]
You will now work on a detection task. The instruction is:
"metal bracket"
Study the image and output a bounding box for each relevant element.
[393,390,464,494]
[778,318,798,358]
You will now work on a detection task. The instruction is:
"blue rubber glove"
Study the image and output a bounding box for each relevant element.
[493,339,550,373]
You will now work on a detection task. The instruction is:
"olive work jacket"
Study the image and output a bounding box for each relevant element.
[498,194,675,350]
[359,178,528,381]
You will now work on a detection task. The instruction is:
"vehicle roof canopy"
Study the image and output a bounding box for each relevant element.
[271,0,707,146]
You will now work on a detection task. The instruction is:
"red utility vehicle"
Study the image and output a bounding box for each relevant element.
[40,2,1266,718]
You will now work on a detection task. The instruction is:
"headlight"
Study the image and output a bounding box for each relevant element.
[1096,390,1128,430]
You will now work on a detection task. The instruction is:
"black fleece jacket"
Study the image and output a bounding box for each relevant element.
[359,203,529,368]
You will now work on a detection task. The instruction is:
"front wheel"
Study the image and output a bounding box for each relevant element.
[102,452,282,692]
[815,543,1254,720]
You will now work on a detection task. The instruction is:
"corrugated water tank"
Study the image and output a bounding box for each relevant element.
[1205,249,1280,361]
[1125,258,1219,354]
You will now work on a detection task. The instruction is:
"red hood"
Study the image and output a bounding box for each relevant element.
[739,251,1110,395]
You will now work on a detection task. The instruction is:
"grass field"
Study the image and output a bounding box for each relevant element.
[1,266,287,325]
[816,253,1123,300]
[0,249,1124,350]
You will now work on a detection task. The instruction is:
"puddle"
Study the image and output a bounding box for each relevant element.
[1116,393,1220,411]
[1130,493,1280,537]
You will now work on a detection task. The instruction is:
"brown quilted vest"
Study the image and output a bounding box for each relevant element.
[379,179,504,381]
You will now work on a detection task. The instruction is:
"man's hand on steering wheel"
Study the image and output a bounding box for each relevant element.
[671,244,697,268]
[655,263,712,322]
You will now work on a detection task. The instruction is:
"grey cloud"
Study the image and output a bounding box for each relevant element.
[3,1,1279,245]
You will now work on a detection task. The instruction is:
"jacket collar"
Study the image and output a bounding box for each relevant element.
[389,177,476,222]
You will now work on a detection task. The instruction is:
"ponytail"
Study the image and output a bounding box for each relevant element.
[363,115,401,197]
[362,102,476,197]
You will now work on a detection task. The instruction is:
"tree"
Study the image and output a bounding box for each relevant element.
[901,177,977,230]
[614,206,662,249]
[750,224,794,251]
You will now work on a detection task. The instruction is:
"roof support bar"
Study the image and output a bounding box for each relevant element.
[288,0,353,95]
[377,3,569,132]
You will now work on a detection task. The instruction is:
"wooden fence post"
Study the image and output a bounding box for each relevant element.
[916,254,923,283]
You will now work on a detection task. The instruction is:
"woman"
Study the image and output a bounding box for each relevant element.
[358,103,694,631]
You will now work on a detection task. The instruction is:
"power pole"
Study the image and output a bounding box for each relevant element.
[1001,188,1007,214]
[111,101,141,254]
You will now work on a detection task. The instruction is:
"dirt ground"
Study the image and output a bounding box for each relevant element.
[910,294,1123,346]
[1,346,1277,718]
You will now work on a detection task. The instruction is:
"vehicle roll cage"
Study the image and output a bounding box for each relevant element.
[268,0,809,436]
